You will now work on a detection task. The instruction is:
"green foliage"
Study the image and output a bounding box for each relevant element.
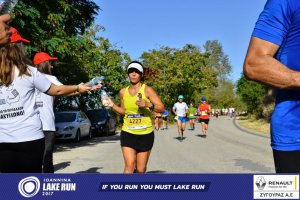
[54,26,130,111]
[232,95,247,113]
[9,1,237,113]
[202,79,236,108]
[10,1,129,111]
[11,0,99,55]
[141,41,233,110]
[204,40,232,80]
[79,26,130,106]
[141,44,219,109]
[236,74,268,116]
[261,89,275,122]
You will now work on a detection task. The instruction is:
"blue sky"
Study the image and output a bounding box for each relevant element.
[94,0,267,82]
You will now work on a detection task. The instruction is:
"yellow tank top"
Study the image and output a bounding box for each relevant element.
[122,84,153,135]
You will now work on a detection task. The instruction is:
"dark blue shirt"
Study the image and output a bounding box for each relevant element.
[252,0,300,150]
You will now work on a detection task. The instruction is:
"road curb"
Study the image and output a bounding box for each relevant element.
[233,117,270,139]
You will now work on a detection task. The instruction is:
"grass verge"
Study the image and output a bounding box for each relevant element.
[236,116,270,136]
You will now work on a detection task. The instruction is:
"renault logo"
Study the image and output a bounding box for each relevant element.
[256,176,266,190]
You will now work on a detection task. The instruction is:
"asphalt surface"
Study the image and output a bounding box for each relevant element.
[53,116,274,173]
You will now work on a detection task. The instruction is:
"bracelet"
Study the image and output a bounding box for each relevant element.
[76,85,79,92]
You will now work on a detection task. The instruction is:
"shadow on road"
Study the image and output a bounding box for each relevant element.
[54,132,120,153]
[234,159,273,172]
[195,134,207,138]
[187,128,195,131]
[54,161,71,172]
[146,170,166,174]
[76,167,103,173]
[173,137,186,141]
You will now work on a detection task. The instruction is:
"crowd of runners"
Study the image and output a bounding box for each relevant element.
[154,95,235,141]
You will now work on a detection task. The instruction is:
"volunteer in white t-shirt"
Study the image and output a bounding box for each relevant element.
[0,27,92,173]
[33,52,99,173]
[172,95,188,140]
[34,52,82,173]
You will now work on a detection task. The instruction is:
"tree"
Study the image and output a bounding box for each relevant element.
[141,41,234,110]
[10,1,130,111]
[204,40,232,80]
[236,75,268,117]
[202,79,235,108]
[11,0,100,55]
[141,44,218,109]
[54,25,130,111]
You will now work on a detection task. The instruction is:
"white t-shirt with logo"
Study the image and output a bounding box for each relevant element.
[173,102,188,117]
[0,66,52,143]
[36,74,63,131]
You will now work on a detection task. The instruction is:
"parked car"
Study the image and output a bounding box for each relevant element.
[55,111,92,142]
[85,108,117,136]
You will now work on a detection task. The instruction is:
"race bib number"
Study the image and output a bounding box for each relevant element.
[125,114,147,130]
[201,111,207,115]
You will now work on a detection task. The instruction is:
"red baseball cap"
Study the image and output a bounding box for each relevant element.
[10,27,30,44]
[33,52,58,65]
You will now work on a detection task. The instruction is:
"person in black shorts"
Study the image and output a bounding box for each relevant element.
[105,61,164,173]
[154,112,163,131]
[197,97,211,137]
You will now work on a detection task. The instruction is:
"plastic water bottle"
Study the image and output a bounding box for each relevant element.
[85,76,104,87]
[100,90,109,107]
[0,0,18,14]
[137,93,142,101]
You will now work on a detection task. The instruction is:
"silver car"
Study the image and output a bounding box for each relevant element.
[55,111,92,142]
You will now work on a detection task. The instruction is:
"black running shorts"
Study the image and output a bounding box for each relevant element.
[199,118,209,124]
[273,149,300,173]
[120,131,154,152]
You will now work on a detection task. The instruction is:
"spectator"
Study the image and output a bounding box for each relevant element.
[244,0,300,172]
[33,52,100,173]
[0,27,92,173]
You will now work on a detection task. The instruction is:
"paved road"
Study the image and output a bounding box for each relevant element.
[53,116,274,173]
